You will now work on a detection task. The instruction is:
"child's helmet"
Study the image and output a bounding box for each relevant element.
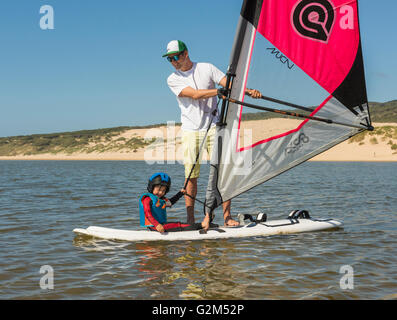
[147,172,171,194]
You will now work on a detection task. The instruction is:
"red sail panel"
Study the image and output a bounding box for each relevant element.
[256,0,360,95]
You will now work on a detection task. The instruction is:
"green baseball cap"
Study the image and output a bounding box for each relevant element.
[162,40,188,57]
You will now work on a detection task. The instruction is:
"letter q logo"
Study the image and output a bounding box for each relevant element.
[292,0,335,43]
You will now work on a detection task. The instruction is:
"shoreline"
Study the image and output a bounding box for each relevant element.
[1,159,396,162]
[1,159,395,162]
[1,120,396,162]
[2,154,395,162]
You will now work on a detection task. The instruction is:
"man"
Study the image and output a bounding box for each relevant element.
[163,40,261,229]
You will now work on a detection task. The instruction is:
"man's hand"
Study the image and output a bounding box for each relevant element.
[246,89,262,99]
[217,87,230,99]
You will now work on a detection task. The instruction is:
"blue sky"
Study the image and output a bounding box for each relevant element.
[0,0,396,137]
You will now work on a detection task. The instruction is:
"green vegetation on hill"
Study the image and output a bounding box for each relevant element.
[0,100,396,156]
[0,126,156,156]
[367,100,397,122]
[349,125,397,152]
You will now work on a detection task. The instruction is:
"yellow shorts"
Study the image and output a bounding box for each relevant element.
[182,126,216,179]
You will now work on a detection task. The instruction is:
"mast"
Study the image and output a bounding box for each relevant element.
[205,0,261,213]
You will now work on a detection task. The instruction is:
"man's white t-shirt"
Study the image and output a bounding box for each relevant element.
[167,62,225,131]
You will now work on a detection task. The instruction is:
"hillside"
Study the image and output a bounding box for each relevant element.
[0,100,396,157]
[367,100,397,122]
[0,126,153,156]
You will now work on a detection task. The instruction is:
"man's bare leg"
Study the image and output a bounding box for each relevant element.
[202,213,211,231]
[222,200,239,226]
[201,200,239,231]
[185,177,197,225]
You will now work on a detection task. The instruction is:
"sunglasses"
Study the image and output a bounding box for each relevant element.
[166,52,184,62]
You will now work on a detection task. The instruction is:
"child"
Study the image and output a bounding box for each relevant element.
[139,172,206,233]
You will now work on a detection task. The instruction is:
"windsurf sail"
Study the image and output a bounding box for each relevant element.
[205,0,372,212]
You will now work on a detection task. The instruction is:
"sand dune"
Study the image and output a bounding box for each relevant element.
[1,120,396,162]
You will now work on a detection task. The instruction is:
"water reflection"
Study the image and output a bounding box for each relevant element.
[131,240,251,299]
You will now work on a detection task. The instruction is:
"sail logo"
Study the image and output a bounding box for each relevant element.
[292,0,335,43]
[266,48,295,70]
[285,133,310,155]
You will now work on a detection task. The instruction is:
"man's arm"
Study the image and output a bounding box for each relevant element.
[178,75,228,100]
[178,86,218,100]
[178,75,261,99]
[218,76,228,88]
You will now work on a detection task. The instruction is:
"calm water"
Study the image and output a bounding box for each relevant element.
[0,161,396,300]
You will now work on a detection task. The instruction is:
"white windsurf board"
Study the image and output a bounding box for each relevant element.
[73,217,342,242]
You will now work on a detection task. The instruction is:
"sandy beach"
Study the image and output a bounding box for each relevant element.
[0,120,396,162]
